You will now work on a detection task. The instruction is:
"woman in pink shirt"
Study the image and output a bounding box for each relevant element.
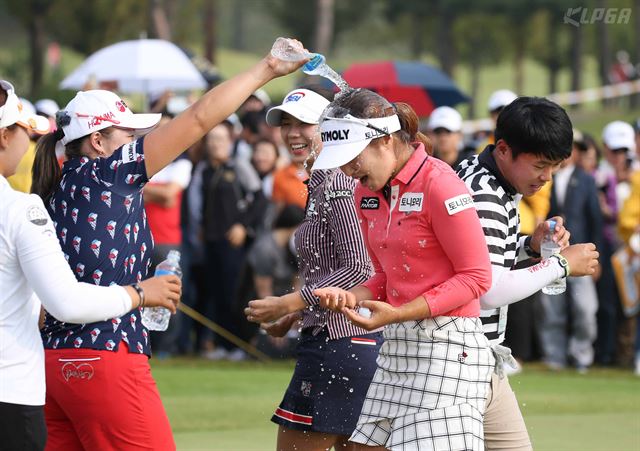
[314,90,494,451]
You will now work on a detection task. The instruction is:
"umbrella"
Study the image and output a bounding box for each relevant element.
[60,39,207,94]
[339,61,469,117]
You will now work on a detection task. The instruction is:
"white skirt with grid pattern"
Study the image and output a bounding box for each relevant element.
[350,316,494,451]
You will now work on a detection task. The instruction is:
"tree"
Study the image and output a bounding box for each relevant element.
[454,12,510,118]
[267,0,371,53]
[5,0,52,97]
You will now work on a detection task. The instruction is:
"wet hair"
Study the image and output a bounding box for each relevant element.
[273,205,305,229]
[323,89,432,154]
[31,126,114,201]
[494,96,573,161]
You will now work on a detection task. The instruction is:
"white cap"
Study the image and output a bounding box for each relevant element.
[313,114,401,170]
[58,90,161,145]
[427,106,462,132]
[266,89,330,126]
[34,98,60,118]
[251,89,271,107]
[488,89,517,112]
[602,120,636,152]
[0,80,49,134]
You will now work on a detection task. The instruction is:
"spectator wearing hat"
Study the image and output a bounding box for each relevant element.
[6,97,50,193]
[426,106,473,168]
[29,44,306,450]
[0,80,180,451]
[600,120,638,366]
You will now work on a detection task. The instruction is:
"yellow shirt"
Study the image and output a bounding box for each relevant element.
[7,140,36,193]
[618,170,640,243]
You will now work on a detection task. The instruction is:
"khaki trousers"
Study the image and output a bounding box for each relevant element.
[484,372,533,450]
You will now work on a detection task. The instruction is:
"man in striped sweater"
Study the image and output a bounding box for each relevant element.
[457,96,600,450]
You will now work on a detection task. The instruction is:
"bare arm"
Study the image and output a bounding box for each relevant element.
[144,54,305,177]
[143,182,183,208]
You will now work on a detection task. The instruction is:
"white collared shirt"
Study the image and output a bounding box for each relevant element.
[554,163,575,208]
[0,176,131,405]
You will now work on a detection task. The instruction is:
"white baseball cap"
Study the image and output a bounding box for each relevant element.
[602,120,636,152]
[488,89,518,112]
[34,98,60,118]
[427,106,462,132]
[312,114,401,170]
[0,80,49,134]
[266,89,330,126]
[58,90,161,145]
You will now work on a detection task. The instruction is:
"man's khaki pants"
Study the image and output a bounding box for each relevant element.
[484,372,533,450]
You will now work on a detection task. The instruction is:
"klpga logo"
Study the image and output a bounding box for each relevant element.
[564,7,631,27]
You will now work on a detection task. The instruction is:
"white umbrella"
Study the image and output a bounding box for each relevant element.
[60,39,207,94]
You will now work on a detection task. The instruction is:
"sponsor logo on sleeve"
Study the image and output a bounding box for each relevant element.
[444,193,475,215]
[26,205,49,226]
[399,192,423,212]
[360,197,380,210]
[121,141,138,164]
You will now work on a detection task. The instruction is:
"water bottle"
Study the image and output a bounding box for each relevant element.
[540,220,566,295]
[141,250,182,331]
[270,37,351,92]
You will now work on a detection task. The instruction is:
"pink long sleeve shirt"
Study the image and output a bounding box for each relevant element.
[355,144,492,317]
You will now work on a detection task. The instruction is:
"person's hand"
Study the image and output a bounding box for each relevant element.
[530,216,571,253]
[226,223,247,248]
[314,287,357,311]
[560,243,599,276]
[264,38,308,77]
[260,312,301,338]
[245,296,288,324]
[138,275,181,313]
[342,300,398,331]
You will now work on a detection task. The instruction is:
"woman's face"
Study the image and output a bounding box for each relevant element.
[100,127,136,157]
[279,113,321,165]
[205,124,233,163]
[578,146,598,173]
[252,141,278,176]
[340,138,396,192]
[0,125,30,177]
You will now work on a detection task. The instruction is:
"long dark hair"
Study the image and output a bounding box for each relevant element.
[31,127,114,201]
[327,89,432,154]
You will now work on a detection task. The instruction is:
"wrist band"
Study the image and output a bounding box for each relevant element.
[132,283,145,309]
[524,236,541,258]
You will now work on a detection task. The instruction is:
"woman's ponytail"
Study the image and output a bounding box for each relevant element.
[31,133,61,201]
[394,102,433,155]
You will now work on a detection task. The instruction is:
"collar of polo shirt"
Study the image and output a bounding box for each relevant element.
[313,114,401,170]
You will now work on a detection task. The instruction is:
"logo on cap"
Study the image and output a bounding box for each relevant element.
[285,91,306,103]
[116,100,127,112]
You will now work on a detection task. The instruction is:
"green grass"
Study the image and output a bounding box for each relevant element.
[152,359,640,451]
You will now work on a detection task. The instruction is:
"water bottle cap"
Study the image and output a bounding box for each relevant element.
[547,219,556,231]
[167,250,181,261]
[303,54,325,72]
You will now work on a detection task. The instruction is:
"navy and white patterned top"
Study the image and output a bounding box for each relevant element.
[41,138,153,355]
[296,169,375,340]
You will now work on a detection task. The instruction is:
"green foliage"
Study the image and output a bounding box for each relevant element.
[453,13,511,66]
[265,0,374,51]
[43,0,149,55]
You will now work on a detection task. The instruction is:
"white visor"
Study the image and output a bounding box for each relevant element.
[313,114,401,170]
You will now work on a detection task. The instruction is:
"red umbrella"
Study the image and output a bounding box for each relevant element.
[340,61,469,117]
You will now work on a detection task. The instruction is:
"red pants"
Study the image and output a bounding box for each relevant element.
[44,343,175,451]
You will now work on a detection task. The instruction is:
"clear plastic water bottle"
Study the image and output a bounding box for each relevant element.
[142,250,182,331]
[541,220,566,295]
[270,37,351,91]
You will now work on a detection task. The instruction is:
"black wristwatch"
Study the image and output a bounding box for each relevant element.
[524,236,541,258]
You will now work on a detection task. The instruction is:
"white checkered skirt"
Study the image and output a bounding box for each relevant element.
[350,316,494,450]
